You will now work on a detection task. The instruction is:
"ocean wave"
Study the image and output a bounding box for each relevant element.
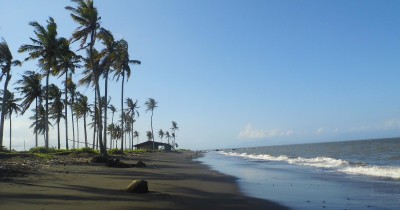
[219,151,400,180]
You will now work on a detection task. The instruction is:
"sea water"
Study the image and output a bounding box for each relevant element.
[198,138,400,210]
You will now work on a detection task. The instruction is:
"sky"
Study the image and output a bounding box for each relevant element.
[0,0,399,150]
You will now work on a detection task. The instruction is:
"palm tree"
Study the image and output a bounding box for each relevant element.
[66,74,77,148]
[0,39,21,147]
[98,29,119,150]
[133,130,139,145]
[146,131,153,142]
[144,98,158,150]
[0,90,21,150]
[19,17,66,150]
[48,84,64,149]
[56,40,81,150]
[74,92,91,148]
[29,104,50,144]
[171,121,179,150]
[113,39,141,151]
[14,71,42,147]
[66,0,107,156]
[158,129,164,143]
[165,131,171,145]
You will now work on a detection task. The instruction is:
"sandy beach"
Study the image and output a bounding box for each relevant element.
[0,151,288,210]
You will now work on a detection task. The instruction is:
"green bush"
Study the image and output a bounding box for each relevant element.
[108,148,124,155]
[34,153,54,159]
[29,147,57,154]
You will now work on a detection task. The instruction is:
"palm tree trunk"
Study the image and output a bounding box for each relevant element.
[151,110,154,150]
[71,98,75,149]
[0,73,10,147]
[9,115,12,151]
[103,71,109,150]
[57,119,60,149]
[64,71,69,150]
[84,113,87,148]
[95,79,106,156]
[92,91,97,149]
[35,98,38,147]
[45,71,49,150]
[76,117,79,149]
[120,73,125,151]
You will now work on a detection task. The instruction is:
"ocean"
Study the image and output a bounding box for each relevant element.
[198,138,400,210]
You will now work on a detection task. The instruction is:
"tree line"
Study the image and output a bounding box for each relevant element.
[0,0,179,156]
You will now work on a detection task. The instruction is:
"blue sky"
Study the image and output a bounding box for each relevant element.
[0,0,399,150]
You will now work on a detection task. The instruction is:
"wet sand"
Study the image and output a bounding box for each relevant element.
[0,151,289,210]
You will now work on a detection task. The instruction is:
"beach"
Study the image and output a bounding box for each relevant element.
[0,151,288,210]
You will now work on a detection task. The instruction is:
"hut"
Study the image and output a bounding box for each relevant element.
[134,141,172,151]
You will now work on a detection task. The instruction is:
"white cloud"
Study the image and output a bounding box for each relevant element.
[238,124,266,139]
[238,124,293,140]
[315,127,325,135]
[382,119,400,130]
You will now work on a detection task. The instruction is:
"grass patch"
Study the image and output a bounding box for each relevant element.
[108,148,124,155]
[34,153,54,159]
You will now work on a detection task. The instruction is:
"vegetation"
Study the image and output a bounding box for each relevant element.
[0,0,181,153]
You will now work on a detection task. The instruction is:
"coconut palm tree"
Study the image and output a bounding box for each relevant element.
[0,39,21,148]
[74,92,91,148]
[66,0,107,156]
[146,131,153,142]
[158,129,164,143]
[66,74,77,148]
[144,98,158,150]
[29,104,50,144]
[48,84,64,149]
[56,40,81,150]
[171,121,179,149]
[133,130,139,145]
[165,131,171,145]
[0,90,21,150]
[14,71,42,147]
[19,17,66,150]
[113,39,141,150]
[98,29,119,149]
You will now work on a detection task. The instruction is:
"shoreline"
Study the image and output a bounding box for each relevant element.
[0,151,289,210]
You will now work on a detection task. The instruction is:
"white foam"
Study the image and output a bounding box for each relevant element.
[219,151,400,180]
[339,166,400,179]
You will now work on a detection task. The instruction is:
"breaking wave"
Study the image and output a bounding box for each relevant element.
[219,151,400,180]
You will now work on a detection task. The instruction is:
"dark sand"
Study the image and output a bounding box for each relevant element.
[0,152,289,210]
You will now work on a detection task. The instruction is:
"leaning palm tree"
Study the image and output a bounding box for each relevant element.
[144,98,158,150]
[158,129,164,143]
[14,71,42,147]
[113,39,141,150]
[0,90,21,150]
[48,84,64,149]
[19,17,66,150]
[66,0,107,156]
[0,39,21,147]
